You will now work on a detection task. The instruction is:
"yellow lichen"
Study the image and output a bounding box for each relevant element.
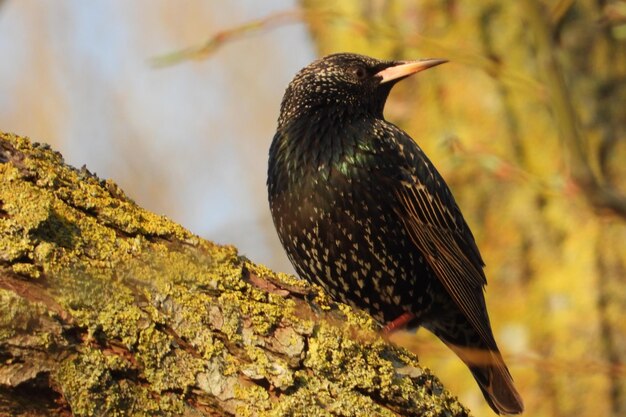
[10,262,40,278]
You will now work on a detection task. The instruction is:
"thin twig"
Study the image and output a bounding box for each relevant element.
[151,9,305,67]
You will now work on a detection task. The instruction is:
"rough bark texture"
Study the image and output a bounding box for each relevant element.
[0,132,470,417]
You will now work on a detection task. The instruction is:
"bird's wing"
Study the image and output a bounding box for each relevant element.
[382,127,496,348]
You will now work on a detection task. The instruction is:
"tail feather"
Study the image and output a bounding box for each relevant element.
[451,344,524,415]
[426,321,524,415]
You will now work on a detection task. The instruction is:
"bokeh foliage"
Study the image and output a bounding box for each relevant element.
[300,1,626,416]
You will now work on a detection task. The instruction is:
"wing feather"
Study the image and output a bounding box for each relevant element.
[380,126,496,349]
[397,186,497,349]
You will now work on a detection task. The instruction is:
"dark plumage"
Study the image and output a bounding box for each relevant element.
[267,53,523,415]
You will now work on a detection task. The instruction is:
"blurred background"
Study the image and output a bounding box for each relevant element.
[1,1,625,416]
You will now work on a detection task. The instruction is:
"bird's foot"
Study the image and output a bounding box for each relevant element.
[382,312,416,335]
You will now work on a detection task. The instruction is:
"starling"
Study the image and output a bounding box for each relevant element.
[267,53,523,415]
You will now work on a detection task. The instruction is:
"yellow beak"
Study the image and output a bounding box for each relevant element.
[376,59,448,84]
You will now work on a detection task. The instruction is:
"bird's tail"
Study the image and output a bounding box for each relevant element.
[447,342,524,415]
[426,322,524,415]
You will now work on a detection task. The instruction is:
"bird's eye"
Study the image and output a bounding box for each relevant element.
[352,66,367,80]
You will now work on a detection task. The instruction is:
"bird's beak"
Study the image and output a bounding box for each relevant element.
[376,59,448,84]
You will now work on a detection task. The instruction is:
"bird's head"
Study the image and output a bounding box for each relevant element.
[277,53,447,127]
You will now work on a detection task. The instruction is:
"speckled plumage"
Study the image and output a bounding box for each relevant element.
[267,53,523,415]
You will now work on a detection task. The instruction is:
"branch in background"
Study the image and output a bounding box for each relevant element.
[523,0,626,220]
[596,227,626,417]
[151,10,305,67]
[477,4,526,165]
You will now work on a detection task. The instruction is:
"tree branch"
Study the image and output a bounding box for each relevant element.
[0,132,469,417]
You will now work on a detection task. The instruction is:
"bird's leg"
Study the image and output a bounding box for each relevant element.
[382,312,416,334]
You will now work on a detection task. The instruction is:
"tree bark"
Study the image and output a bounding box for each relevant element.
[0,132,469,417]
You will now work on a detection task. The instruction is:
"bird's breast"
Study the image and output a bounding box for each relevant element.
[268,130,430,323]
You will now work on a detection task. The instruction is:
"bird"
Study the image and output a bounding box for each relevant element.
[267,52,523,415]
